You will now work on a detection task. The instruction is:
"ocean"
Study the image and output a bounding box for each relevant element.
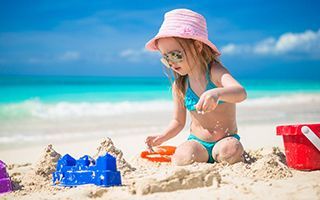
[1,75,320,148]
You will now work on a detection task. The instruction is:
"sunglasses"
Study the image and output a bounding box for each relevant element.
[160,50,183,68]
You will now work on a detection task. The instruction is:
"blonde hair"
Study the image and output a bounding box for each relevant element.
[156,37,222,104]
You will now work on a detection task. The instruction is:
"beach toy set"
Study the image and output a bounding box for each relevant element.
[53,153,121,187]
[0,160,12,195]
[140,146,176,162]
[277,123,320,171]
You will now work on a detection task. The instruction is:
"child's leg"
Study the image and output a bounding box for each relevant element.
[172,140,209,166]
[211,136,244,164]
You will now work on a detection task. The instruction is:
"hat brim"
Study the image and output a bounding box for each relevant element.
[145,34,221,56]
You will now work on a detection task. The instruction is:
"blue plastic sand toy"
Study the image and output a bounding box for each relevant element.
[52,153,121,187]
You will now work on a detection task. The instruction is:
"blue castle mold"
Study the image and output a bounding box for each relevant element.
[52,153,121,187]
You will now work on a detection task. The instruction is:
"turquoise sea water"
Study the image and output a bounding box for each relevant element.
[0,75,319,146]
[0,75,319,121]
[0,76,172,103]
[1,75,320,104]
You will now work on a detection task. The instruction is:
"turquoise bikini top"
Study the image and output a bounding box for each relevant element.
[184,64,225,111]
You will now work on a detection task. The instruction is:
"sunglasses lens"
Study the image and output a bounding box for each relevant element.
[160,50,183,69]
[167,50,183,63]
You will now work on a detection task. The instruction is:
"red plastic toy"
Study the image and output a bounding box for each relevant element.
[276,123,320,171]
[140,146,176,162]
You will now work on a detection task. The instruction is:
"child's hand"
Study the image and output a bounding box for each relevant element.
[145,135,165,147]
[195,89,220,114]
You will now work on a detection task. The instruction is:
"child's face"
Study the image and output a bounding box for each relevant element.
[157,37,192,76]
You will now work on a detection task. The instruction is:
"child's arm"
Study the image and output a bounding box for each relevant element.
[196,63,247,112]
[145,82,186,147]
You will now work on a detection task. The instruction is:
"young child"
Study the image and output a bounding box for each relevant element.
[144,8,247,166]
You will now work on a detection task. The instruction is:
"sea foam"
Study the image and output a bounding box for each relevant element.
[0,94,319,120]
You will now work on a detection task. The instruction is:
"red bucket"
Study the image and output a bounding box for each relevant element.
[276,123,320,170]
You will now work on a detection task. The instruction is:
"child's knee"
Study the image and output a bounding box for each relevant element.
[171,148,196,166]
[214,138,244,164]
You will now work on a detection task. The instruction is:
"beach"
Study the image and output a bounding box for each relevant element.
[0,76,320,199]
[0,95,320,199]
[1,0,320,198]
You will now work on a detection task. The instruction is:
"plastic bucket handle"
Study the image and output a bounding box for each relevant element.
[301,126,320,152]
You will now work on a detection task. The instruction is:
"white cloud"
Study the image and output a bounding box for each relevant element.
[221,29,320,59]
[221,43,252,55]
[119,48,159,63]
[253,38,277,54]
[220,44,237,54]
[120,49,136,57]
[59,51,80,61]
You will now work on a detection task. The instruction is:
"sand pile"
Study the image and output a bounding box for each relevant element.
[129,163,221,195]
[7,138,134,197]
[8,144,64,196]
[235,147,293,180]
[94,137,136,175]
[4,141,300,199]
[127,147,293,195]
[244,147,292,179]
[34,144,61,178]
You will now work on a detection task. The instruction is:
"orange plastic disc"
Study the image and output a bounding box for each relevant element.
[140,146,176,162]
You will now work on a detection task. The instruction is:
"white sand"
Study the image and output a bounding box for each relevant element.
[3,137,320,200]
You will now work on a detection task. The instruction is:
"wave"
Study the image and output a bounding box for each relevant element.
[0,94,319,120]
[0,99,173,120]
[241,93,320,107]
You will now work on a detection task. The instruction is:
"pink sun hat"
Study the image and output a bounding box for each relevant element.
[145,8,221,56]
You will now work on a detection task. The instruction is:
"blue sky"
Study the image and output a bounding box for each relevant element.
[0,0,319,79]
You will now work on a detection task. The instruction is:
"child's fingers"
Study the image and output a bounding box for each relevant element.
[201,95,215,112]
[145,136,154,145]
[146,135,161,147]
[153,136,162,146]
[147,146,155,152]
[203,98,218,113]
[201,98,210,113]
[195,97,205,112]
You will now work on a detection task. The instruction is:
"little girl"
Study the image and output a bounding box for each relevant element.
[144,9,247,166]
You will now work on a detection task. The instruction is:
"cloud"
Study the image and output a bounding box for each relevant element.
[23,51,81,64]
[119,47,159,63]
[221,29,320,59]
[58,51,80,61]
[0,7,168,67]
[220,43,252,55]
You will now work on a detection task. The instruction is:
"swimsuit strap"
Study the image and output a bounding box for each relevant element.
[205,62,212,82]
